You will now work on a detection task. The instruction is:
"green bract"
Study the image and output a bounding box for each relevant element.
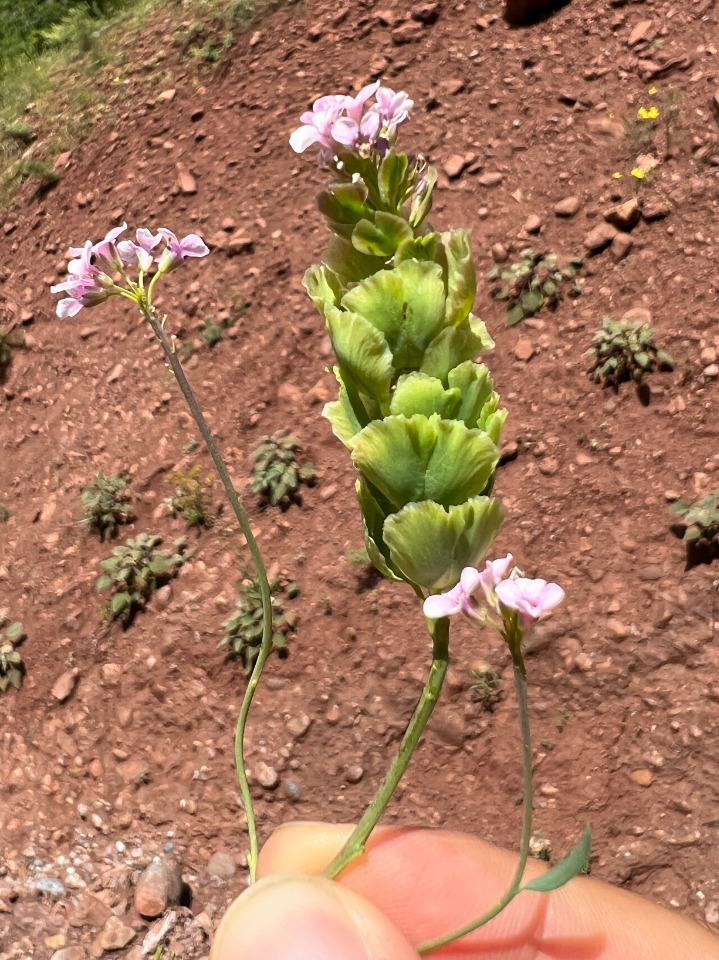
[305,150,506,593]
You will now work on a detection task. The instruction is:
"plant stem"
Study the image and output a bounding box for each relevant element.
[417,652,534,954]
[324,617,450,880]
[141,303,271,882]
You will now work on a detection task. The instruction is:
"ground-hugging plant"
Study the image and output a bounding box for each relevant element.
[486,249,583,326]
[586,317,674,392]
[250,432,316,508]
[96,533,187,624]
[0,326,25,371]
[670,492,719,567]
[165,465,212,528]
[80,472,134,540]
[0,618,25,693]
[221,574,298,672]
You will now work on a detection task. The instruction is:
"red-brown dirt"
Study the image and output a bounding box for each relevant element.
[2,0,719,956]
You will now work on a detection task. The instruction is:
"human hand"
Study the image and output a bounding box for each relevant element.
[210,822,719,959]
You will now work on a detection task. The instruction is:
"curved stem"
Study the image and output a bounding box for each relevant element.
[417,652,534,954]
[324,617,450,880]
[140,303,271,883]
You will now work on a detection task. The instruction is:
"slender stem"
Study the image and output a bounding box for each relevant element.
[140,303,271,882]
[417,651,534,954]
[324,617,450,880]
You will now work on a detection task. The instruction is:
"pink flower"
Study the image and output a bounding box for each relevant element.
[117,228,163,271]
[495,577,565,628]
[476,554,513,604]
[52,238,114,317]
[375,87,413,136]
[156,228,210,273]
[423,567,484,621]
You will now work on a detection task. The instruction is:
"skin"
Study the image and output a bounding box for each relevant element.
[211,822,719,960]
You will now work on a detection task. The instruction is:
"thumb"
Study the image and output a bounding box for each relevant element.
[210,873,419,960]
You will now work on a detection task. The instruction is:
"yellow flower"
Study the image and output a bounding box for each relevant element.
[612,172,623,179]
[631,168,645,180]
[637,106,659,120]
[648,85,658,95]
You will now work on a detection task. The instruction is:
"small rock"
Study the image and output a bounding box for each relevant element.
[411,1,440,24]
[207,851,237,880]
[610,232,634,261]
[607,619,630,640]
[554,196,580,218]
[538,456,560,477]
[106,363,124,385]
[307,22,323,41]
[443,154,471,179]
[45,935,67,950]
[627,19,652,46]
[630,769,653,787]
[345,764,364,783]
[95,915,135,952]
[642,197,671,222]
[638,564,662,582]
[490,242,508,263]
[134,857,183,920]
[283,779,303,802]
[587,116,625,139]
[583,222,618,254]
[704,364,719,379]
[255,762,279,790]
[574,652,593,672]
[175,164,197,195]
[277,382,303,405]
[705,901,719,925]
[478,171,503,187]
[392,21,424,43]
[604,197,641,231]
[51,950,85,960]
[227,232,254,255]
[523,214,542,234]
[285,713,312,739]
[52,668,79,703]
[154,584,173,610]
[157,88,176,102]
[514,337,536,362]
[700,346,718,366]
[433,711,466,748]
[500,440,519,463]
[66,893,111,929]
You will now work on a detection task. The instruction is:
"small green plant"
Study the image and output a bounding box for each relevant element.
[250,432,316,508]
[0,503,9,522]
[152,948,176,960]
[11,158,62,187]
[469,661,503,711]
[81,472,134,540]
[221,574,298,672]
[1,121,35,145]
[200,319,223,347]
[586,318,674,391]
[165,466,211,527]
[0,327,25,370]
[96,533,187,624]
[486,249,583,326]
[0,619,25,693]
[670,492,719,567]
[344,546,372,566]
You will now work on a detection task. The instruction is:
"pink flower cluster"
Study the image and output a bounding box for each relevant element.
[51,223,209,319]
[423,555,564,631]
[289,82,413,164]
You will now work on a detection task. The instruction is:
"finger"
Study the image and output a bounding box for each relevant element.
[258,822,719,960]
[210,873,419,960]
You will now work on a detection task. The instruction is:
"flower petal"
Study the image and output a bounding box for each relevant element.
[423,592,462,619]
[289,124,321,153]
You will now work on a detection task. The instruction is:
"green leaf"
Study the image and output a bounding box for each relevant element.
[506,303,525,327]
[110,592,131,618]
[350,414,499,511]
[356,478,403,581]
[317,180,369,229]
[394,233,439,264]
[447,361,494,429]
[303,264,342,319]
[324,234,386,287]
[383,495,504,590]
[96,575,113,592]
[389,373,462,420]
[522,826,592,893]
[408,165,437,228]
[378,151,409,209]
[323,379,365,448]
[340,259,446,370]
[521,290,544,314]
[440,229,476,327]
[351,213,413,258]
[325,307,394,403]
[420,314,494,384]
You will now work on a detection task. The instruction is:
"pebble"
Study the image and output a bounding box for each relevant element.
[51,950,85,960]
[538,456,560,477]
[52,668,79,703]
[156,88,176,102]
[630,769,654,787]
[627,19,653,46]
[607,619,630,639]
[32,876,65,897]
[604,197,641,231]
[700,347,717,365]
[478,171,503,187]
[227,232,254,255]
[491,242,508,263]
[175,164,197,195]
[583,222,618,254]
[704,364,719,378]
[134,857,183,919]
[554,196,580,218]
[642,198,671,221]
[610,232,634,261]
[345,764,365,784]
[95,915,136,952]
[285,713,312,739]
[207,851,237,880]
[443,154,471,179]
[106,364,124,385]
[514,337,536,362]
[639,564,662,582]
[705,901,719,925]
[283,779,303,802]
[524,214,542,234]
[255,762,279,790]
